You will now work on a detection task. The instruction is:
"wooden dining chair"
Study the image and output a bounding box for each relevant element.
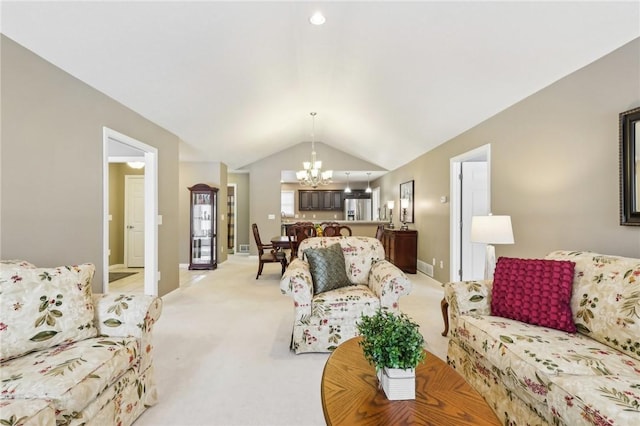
[323,225,352,236]
[338,225,352,236]
[320,221,340,229]
[252,223,287,279]
[287,224,316,261]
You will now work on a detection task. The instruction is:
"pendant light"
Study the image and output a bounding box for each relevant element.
[365,172,372,193]
[344,172,352,193]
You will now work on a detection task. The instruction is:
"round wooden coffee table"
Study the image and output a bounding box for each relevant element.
[321,337,500,425]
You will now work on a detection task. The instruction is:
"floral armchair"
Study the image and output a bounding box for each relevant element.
[280,236,412,353]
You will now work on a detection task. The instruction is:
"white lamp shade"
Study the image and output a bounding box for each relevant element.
[470,215,514,244]
[401,198,410,209]
[387,201,395,209]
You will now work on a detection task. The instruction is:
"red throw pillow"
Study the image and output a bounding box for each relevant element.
[491,257,576,333]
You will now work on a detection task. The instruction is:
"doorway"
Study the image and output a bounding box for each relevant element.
[103,127,159,296]
[450,144,491,282]
[124,175,145,267]
[227,183,237,254]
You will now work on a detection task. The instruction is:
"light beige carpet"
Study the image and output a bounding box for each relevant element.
[135,255,449,426]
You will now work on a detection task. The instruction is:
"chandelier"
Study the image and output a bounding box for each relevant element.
[296,112,333,188]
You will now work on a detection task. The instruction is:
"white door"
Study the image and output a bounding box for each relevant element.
[460,162,488,280]
[125,176,145,267]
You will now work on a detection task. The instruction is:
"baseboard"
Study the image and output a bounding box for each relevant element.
[416,259,433,277]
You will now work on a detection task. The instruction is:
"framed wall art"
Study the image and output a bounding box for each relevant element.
[399,180,414,224]
[620,106,640,225]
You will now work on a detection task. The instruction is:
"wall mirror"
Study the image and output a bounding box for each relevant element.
[620,107,640,226]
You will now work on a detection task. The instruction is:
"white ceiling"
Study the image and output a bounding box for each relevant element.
[2,1,639,173]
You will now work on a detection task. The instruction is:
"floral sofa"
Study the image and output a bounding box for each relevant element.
[444,250,640,425]
[0,260,162,426]
[280,236,411,354]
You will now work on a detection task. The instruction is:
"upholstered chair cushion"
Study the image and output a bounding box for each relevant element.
[304,243,352,294]
[491,257,576,333]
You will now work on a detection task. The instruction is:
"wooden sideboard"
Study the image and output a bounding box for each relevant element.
[381,228,417,273]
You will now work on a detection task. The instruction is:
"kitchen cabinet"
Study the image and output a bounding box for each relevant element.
[323,191,343,210]
[381,229,417,273]
[299,190,343,211]
[344,190,371,199]
[299,191,321,210]
[189,183,218,270]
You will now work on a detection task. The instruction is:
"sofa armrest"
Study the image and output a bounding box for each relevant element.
[369,260,412,310]
[93,293,162,373]
[93,293,162,339]
[444,279,493,318]
[280,259,313,320]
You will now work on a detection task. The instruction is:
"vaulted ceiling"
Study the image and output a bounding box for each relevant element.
[2,1,638,174]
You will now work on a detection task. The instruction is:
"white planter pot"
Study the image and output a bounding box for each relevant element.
[377,367,416,400]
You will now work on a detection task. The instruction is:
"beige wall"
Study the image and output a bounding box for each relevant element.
[375,37,640,282]
[5,32,637,289]
[178,162,228,265]
[241,142,385,253]
[1,35,180,296]
[108,163,144,265]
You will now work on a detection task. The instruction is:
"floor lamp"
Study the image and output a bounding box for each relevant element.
[470,215,514,280]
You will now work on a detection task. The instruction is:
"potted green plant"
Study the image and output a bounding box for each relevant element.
[357,309,426,400]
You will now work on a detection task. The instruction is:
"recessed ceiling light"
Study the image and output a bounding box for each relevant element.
[309,12,326,26]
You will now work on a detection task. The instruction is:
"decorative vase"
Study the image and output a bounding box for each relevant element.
[377,367,416,400]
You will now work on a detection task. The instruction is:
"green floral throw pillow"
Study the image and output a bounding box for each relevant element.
[304,243,352,294]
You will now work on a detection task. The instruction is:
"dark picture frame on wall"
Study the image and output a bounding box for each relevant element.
[399,180,414,224]
[620,106,640,226]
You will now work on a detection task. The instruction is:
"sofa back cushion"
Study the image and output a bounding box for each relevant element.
[0,260,37,270]
[297,236,386,285]
[546,250,640,361]
[0,263,98,362]
[491,257,576,332]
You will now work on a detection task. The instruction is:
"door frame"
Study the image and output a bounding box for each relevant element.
[449,144,491,281]
[103,127,159,295]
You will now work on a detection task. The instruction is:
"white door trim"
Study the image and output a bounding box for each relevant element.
[103,127,159,296]
[449,144,491,282]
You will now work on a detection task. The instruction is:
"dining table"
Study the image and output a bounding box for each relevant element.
[271,235,298,263]
[270,235,292,250]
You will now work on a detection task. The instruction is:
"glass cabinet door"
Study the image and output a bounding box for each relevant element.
[189,184,217,270]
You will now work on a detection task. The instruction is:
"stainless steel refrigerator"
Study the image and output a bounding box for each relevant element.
[344,198,372,221]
